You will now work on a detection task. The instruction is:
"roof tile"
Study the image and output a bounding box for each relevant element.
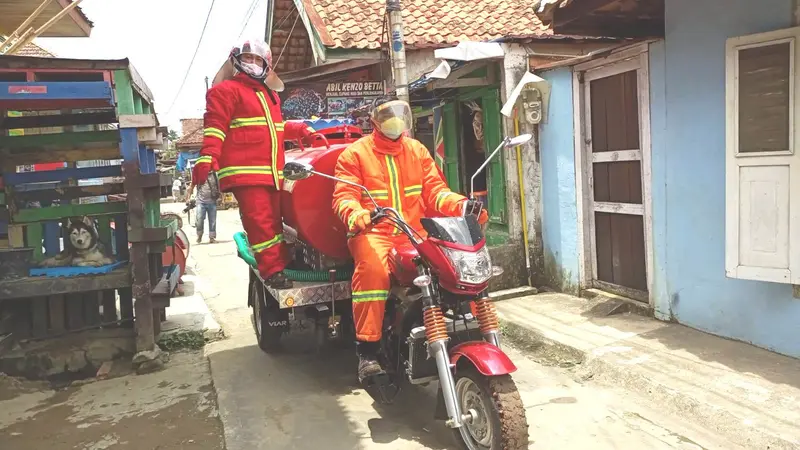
[176,118,204,147]
[308,0,553,50]
[0,37,56,57]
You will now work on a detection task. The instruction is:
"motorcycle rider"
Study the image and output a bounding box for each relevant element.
[332,96,489,382]
[193,38,320,288]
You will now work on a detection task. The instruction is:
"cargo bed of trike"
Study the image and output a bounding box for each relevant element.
[234,231,355,352]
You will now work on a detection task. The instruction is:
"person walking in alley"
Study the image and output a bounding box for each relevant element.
[192,37,321,288]
[172,177,182,201]
[187,160,220,244]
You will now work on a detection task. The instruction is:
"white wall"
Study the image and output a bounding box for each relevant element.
[499,43,542,274]
[406,49,438,83]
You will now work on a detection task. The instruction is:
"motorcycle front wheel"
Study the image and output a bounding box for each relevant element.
[451,368,529,450]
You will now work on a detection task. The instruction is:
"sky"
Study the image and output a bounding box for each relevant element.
[36,0,270,134]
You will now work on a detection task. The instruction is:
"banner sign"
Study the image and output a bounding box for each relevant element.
[280,80,385,132]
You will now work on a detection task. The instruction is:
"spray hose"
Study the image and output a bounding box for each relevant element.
[233,231,353,282]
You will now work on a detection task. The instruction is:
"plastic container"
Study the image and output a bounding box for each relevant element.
[282,145,351,260]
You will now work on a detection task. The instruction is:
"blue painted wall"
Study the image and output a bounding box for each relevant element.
[539,68,580,291]
[653,0,800,358]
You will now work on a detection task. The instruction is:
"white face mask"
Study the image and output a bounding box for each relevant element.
[240,62,266,78]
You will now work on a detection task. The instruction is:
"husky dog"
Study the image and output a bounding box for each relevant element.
[38,216,115,268]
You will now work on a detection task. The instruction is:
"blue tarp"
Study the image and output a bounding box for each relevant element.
[176,150,199,172]
[300,118,355,130]
[29,260,127,278]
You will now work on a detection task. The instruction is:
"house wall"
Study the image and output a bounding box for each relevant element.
[651,0,800,358]
[406,49,437,83]
[537,67,580,293]
[535,0,800,358]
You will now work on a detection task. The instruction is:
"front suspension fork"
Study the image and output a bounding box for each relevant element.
[474,296,501,347]
[424,304,466,428]
[418,271,502,428]
[416,265,466,428]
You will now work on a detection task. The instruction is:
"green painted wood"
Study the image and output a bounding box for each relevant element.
[442,102,461,192]
[25,223,44,261]
[481,88,506,225]
[13,202,127,224]
[142,102,151,114]
[145,198,160,228]
[133,95,143,115]
[0,130,119,150]
[114,70,136,115]
[456,84,501,102]
[97,216,113,249]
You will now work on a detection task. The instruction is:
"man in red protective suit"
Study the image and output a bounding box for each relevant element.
[332,97,489,382]
[193,38,319,288]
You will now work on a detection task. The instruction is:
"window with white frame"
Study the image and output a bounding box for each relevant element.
[725,26,800,284]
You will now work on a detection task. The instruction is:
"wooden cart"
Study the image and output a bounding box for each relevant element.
[0,55,177,357]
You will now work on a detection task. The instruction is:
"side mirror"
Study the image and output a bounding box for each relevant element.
[505,134,532,148]
[283,161,314,181]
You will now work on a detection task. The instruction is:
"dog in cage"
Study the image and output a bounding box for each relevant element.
[38,216,115,268]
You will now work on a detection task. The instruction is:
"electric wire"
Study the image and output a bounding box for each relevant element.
[236,0,261,40]
[166,0,218,116]
[274,12,300,68]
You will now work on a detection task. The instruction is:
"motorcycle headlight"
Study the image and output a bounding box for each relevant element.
[442,246,493,284]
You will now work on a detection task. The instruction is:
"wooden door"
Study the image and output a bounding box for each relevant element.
[586,69,648,299]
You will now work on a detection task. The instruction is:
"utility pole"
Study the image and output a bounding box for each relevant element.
[265,0,275,45]
[386,0,409,104]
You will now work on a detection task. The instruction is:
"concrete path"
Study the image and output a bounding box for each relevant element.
[496,292,800,450]
[184,206,742,450]
[0,351,223,450]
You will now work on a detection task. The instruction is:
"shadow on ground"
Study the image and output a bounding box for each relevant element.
[208,331,454,450]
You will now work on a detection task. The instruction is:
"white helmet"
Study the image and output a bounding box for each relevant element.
[229,38,272,80]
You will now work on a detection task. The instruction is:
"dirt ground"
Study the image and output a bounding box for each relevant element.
[0,351,224,450]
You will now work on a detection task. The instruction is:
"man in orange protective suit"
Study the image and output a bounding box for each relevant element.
[193,38,320,288]
[332,97,488,381]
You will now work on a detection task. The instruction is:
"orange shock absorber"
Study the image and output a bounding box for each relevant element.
[423,306,448,344]
[474,297,500,335]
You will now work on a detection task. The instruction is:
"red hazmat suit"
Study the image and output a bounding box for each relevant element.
[194,73,314,279]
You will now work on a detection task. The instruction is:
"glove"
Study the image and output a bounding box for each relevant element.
[193,159,213,184]
[349,210,372,233]
[462,199,489,225]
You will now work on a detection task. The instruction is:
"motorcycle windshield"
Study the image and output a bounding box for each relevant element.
[420,216,483,246]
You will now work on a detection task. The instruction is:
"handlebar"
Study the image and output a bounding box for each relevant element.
[346,200,486,241]
[346,206,419,240]
[295,133,330,151]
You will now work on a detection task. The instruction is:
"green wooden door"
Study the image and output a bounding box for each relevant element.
[441,103,461,192]
[481,89,506,224]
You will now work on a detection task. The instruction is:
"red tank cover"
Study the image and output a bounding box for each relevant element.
[282,145,350,260]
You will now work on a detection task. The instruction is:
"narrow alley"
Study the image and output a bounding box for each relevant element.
[191,206,741,450]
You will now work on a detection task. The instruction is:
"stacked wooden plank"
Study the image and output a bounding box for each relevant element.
[0,55,176,354]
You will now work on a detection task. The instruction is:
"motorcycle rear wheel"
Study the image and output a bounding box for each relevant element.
[251,278,283,353]
[451,368,529,450]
